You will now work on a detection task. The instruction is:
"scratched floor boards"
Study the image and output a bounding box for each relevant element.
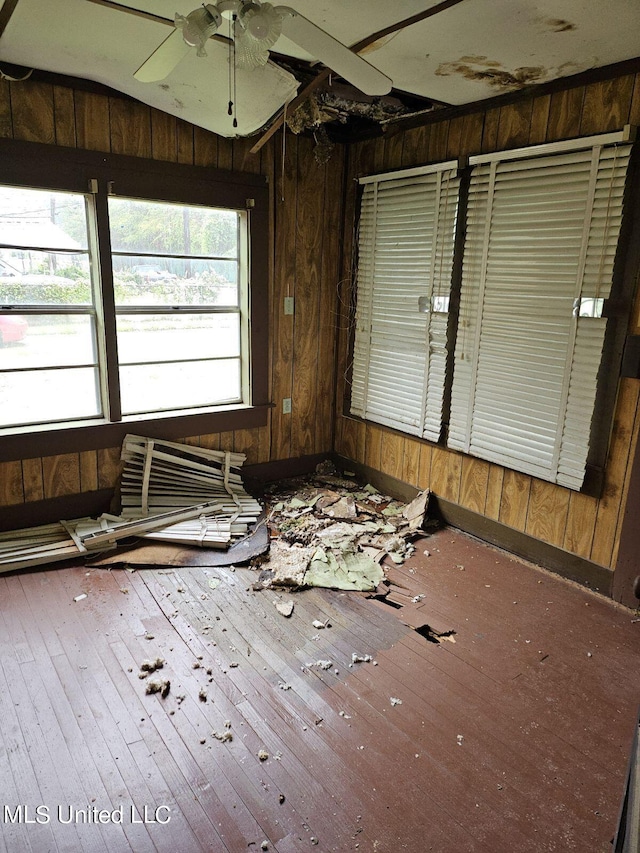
[0,526,638,853]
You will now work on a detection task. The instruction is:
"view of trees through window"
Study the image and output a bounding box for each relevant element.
[0,186,245,428]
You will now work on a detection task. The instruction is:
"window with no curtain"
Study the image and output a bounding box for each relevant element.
[0,139,269,457]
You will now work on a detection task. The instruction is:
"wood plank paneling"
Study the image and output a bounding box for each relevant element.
[400,124,430,167]
[401,438,421,487]
[42,454,80,500]
[496,100,533,149]
[459,457,489,515]
[0,461,23,506]
[481,107,500,153]
[579,76,635,135]
[380,430,404,481]
[564,491,598,559]
[428,121,449,162]
[53,86,76,148]
[193,125,217,167]
[151,108,178,162]
[525,479,571,548]
[337,417,365,463]
[528,95,551,144]
[270,132,298,460]
[217,136,233,170]
[591,380,640,566]
[630,73,640,126]
[74,91,110,151]
[21,458,44,503]
[0,79,11,138]
[176,118,194,165]
[485,464,504,520]
[417,443,432,490]
[364,423,383,471]
[315,152,344,454]
[79,451,99,493]
[10,80,54,144]
[109,99,152,157]
[430,446,461,503]
[97,447,122,491]
[383,131,404,170]
[546,87,584,141]
[499,470,531,532]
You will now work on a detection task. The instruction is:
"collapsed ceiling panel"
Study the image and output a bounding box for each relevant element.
[1,0,639,139]
[0,0,299,137]
[370,0,640,103]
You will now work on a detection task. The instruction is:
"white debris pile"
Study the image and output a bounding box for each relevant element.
[258,466,431,591]
[0,435,263,574]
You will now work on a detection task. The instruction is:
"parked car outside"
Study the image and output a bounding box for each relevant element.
[0,314,28,346]
[131,264,177,281]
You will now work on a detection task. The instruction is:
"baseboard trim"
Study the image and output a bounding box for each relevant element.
[335,455,613,597]
[0,489,115,533]
[244,453,329,483]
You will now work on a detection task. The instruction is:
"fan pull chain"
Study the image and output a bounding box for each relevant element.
[227,14,238,129]
[232,15,238,129]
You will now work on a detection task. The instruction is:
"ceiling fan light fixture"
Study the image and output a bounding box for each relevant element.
[175,6,222,55]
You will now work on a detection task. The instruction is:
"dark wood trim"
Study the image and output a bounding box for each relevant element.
[0,488,114,532]
[588,146,640,488]
[0,137,267,192]
[441,165,470,441]
[0,405,270,463]
[613,408,640,608]
[244,452,329,485]
[0,0,20,40]
[335,454,615,597]
[84,0,172,27]
[621,335,640,378]
[93,179,122,421]
[351,0,469,52]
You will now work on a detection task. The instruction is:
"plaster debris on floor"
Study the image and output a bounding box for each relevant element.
[255,461,433,592]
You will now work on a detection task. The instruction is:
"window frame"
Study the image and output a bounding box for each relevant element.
[0,137,270,463]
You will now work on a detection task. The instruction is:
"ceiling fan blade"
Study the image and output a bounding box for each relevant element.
[134,28,191,83]
[277,7,392,96]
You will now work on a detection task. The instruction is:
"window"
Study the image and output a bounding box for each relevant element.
[108,197,246,417]
[0,185,102,428]
[350,130,634,491]
[350,161,460,441]
[0,139,269,455]
[448,140,632,489]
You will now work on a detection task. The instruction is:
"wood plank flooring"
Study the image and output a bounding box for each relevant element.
[0,526,638,853]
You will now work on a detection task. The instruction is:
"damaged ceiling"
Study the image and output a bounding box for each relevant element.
[0,0,639,141]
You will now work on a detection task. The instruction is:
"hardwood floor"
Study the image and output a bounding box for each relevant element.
[0,526,638,852]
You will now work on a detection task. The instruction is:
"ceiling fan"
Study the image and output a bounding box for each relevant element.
[134,0,393,97]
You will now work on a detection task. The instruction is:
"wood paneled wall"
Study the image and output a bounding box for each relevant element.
[0,79,345,510]
[335,73,640,571]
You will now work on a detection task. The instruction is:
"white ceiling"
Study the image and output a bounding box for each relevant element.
[0,0,639,139]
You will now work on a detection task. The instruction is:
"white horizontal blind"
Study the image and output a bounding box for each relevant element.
[449,143,631,488]
[351,165,460,440]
